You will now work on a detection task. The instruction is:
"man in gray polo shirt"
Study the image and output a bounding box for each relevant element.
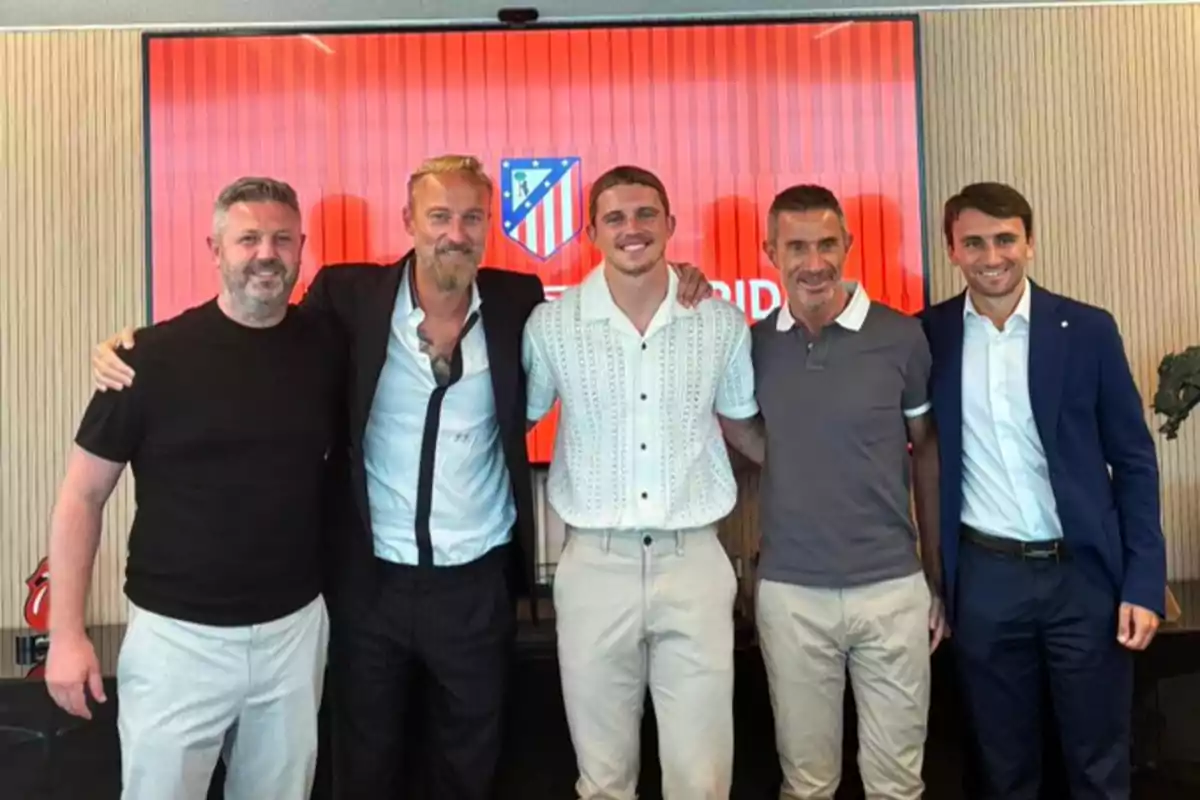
[722,184,943,800]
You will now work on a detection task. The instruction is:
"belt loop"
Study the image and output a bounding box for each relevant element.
[675,530,684,556]
[603,530,611,554]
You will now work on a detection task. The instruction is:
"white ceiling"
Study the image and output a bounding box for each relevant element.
[1,0,1194,31]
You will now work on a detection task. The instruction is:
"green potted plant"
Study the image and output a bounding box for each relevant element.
[1154,346,1200,440]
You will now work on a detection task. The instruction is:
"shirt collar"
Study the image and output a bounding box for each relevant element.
[776,281,871,332]
[401,256,482,324]
[580,262,696,323]
[963,277,1031,324]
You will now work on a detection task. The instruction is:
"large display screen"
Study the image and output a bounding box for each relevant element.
[144,18,926,463]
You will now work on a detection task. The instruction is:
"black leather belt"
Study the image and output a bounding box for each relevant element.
[961,524,1066,561]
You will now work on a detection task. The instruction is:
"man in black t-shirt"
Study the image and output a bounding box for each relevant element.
[44,177,341,800]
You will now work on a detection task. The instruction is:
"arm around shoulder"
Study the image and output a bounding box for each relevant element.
[91,325,140,392]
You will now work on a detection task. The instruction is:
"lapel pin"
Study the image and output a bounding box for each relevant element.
[1061,320,1069,328]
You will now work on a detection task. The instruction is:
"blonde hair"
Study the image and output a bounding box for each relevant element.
[407,154,494,199]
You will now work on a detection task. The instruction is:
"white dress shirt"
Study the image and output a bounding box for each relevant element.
[363,267,516,565]
[961,279,1063,542]
[522,263,759,531]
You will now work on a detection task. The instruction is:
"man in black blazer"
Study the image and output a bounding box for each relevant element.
[920,182,1166,799]
[91,156,710,799]
[303,156,542,799]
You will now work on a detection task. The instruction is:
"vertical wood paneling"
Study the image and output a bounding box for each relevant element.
[920,5,1200,580]
[0,30,144,629]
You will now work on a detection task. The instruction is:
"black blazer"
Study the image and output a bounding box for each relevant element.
[303,251,545,620]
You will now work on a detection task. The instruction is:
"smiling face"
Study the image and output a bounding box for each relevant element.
[946,207,1034,301]
[588,182,676,277]
[403,169,491,292]
[209,199,304,318]
[763,207,853,314]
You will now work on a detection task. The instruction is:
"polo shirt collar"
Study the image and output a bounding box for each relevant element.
[580,262,696,324]
[776,281,871,332]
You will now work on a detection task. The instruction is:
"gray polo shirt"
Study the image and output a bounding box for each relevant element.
[752,282,932,589]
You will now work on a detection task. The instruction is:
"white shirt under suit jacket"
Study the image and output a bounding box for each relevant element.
[522,264,759,531]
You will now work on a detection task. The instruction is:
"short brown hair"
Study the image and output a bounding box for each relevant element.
[213,176,301,234]
[766,184,846,241]
[588,165,671,225]
[943,182,1034,244]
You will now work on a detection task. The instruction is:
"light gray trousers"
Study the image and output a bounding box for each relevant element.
[554,525,737,800]
[757,572,932,800]
[116,595,329,800]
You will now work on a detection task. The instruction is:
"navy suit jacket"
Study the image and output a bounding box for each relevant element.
[920,283,1166,623]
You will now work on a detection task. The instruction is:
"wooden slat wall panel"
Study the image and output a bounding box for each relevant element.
[920,5,1200,580]
[0,30,144,628]
[2,6,1199,629]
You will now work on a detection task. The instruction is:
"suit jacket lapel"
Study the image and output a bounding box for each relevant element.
[938,294,966,466]
[1028,283,1066,455]
[478,274,519,422]
[356,254,406,435]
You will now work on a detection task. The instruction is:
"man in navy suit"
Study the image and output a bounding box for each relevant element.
[920,182,1166,799]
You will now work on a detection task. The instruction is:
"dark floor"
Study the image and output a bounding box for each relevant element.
[485,643,1200,800]
[2,635,1199,799]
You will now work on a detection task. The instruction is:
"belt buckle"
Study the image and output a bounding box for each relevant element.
[1022,541,1060,561]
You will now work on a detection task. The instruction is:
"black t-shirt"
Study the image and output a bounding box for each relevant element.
[74,299,343,626]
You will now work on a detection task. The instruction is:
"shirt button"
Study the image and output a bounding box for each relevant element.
[641,491,648,499]
[643,534,653,546]
[640,443,647,450]
[640,393,647,400]
[641,343,647,350]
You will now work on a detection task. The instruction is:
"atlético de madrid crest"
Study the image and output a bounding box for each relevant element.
[501,157,583,260]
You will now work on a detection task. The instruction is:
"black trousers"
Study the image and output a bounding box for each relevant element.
[954,534,1133,800]
[329,546,515,799]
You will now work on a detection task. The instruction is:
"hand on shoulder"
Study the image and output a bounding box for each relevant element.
[92,325,137,392]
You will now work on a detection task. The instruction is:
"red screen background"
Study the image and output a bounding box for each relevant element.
[145,19,926,462]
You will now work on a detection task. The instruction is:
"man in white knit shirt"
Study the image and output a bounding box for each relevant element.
[522,165,760,800]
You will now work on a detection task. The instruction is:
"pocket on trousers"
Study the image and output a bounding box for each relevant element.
[551,534,574,607]
[116,605,149,687]
[709,534,739,606]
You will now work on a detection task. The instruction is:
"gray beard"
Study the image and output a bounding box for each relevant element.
[221,274,291,325]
